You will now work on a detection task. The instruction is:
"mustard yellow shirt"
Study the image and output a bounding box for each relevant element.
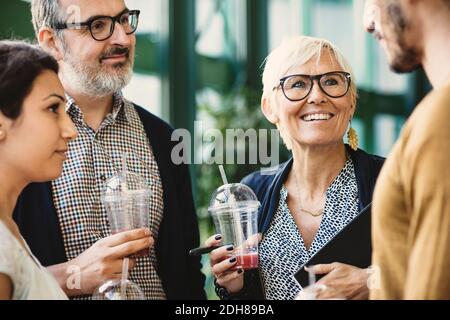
[371,81,450,300]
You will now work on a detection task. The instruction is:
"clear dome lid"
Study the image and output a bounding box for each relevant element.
[208,183,260,215]
[101,153,151,201]
[103,171,150,194]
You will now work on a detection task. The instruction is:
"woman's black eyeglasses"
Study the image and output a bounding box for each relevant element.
[273,71,351,102]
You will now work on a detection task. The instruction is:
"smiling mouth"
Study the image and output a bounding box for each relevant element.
[301,113,334,122]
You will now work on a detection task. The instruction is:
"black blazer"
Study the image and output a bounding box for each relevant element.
[229,145,385,299]
[13,105,206,300]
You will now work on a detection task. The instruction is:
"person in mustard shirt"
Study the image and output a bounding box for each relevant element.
[364,0,450,299]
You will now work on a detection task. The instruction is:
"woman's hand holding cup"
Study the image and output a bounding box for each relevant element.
[206,234,244,294]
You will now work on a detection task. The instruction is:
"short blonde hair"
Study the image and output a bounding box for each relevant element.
[262,36,358,150]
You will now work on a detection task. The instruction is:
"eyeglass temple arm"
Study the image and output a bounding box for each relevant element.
[53,21,90,30]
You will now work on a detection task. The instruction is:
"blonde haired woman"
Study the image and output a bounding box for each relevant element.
[206,36,384,300]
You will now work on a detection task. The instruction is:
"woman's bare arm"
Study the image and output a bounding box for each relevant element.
[0,273,13,300]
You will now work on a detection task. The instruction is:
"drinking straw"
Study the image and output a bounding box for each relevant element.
[308,267,316,287]
[120,153,129,299]
[120,257,129,299]
[218,165,244,258]
[308,267,317,300]
[121,153,128,192]
[219,165,229,185]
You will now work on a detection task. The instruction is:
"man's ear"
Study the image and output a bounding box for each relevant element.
[0,112,11,142]
[38,27,64,61]
[0,124,5,141]
[261,96,279,125]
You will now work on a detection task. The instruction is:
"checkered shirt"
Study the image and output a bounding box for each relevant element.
[52,92,166,299]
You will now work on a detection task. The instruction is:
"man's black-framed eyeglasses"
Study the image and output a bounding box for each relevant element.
[273,71,351,102]
[53,10,141,41]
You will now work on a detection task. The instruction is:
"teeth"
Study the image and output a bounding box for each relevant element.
[303,113,332,121]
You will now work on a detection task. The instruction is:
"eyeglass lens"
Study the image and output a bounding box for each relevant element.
[282,72,349,101]
[90,11,139,40]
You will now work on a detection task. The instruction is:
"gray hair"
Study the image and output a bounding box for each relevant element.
[31,0,65,37]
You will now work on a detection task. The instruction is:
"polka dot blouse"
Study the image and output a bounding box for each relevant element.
[259,158,360,300]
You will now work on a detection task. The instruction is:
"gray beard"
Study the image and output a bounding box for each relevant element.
[60,53,133,98]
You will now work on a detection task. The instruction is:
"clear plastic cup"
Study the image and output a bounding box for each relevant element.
[209,183,261,270]
[92,279,145,300]
[101,169,151,258]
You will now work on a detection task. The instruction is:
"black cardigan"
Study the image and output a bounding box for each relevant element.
[13,105,206,300]
[224,145,385,299]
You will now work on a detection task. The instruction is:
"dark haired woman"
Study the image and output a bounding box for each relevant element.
[0,41,78,300]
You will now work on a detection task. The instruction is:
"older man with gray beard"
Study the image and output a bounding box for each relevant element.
[13,0,205,300]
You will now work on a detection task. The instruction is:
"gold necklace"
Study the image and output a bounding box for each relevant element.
[292,173,325,217]
[298,207,324,217]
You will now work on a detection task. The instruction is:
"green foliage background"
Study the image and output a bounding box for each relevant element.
[194,87,291,298]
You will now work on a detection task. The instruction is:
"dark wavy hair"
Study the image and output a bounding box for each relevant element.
[0,40,59,120]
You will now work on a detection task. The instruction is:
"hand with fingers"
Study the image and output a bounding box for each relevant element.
[205,234,244,294]
[59,228,154,296]
[299,263,369,300]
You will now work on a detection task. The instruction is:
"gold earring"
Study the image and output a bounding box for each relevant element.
[347,122,358,151]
